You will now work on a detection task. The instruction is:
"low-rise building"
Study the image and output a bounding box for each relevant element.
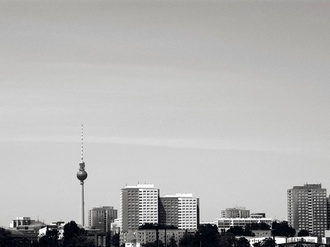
[217,218,272,231]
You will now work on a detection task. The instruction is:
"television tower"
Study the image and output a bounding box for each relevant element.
[76,125,88,226]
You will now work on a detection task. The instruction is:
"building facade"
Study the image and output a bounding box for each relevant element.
[287,183,327,237]
[136,229,196,246]
[217,217,272,231]
[159,194,199,230]
[88,206,118,233]
[120,184,159,232]
[221,207,250,218]
[10,217,35,228]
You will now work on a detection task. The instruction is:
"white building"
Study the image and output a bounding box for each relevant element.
[120,184,159,232]
[217,218,272,231]
[160,193,199,230]
[221,207,250,218]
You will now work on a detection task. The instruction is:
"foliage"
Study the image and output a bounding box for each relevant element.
[39,228,59,247]
[246,223,270,231]
[236,237,250,247]
[139,223,177,230]
[227,226,255,237]
[271,221,295,237]
[168,235,177,247]
[0,228,14,247]
[111,233,120,247]
[143,240,164,247]
[219,232,236,247]
[62,221,95,247]
[297,229,309,237]
[261,238,276,247]
[179,232,196,247]
[253,238,276,247]
[197,224,220,247]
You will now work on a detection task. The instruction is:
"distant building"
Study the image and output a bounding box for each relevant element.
[221,207,250,218]
[10,217,46,242]
[120,184,200,246]
[287,184,327,237]
[10,217,35,228]
[38,221,65,240]
[217,217,272,231]
[120,184,159,232]
[250,213,266,218]
[88,206,117,233]
[136,228,196,246]
[159,194,199,230]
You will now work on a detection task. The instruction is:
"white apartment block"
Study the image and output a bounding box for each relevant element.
[160,193,199,230]
[120,184,159,232]
[139,186,159,226]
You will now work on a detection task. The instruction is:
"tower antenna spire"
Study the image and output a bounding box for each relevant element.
[81,124,84,163]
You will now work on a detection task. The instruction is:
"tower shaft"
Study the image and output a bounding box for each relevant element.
[82,182,85,226]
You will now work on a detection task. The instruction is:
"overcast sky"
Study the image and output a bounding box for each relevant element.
[1,0,330,227]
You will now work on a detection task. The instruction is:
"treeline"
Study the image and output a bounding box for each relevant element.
[141,221,297,247]
[0,221,120,247]
[141,224,276,247]
[0,221,306,247]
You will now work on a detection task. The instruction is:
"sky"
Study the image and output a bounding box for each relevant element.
[0,0,330,227]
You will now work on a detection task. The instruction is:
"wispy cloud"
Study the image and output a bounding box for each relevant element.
[1,135,328,157]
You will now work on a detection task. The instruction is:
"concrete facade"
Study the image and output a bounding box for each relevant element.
[287,184,327,237]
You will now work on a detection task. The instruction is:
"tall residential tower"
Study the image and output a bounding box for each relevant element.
[120,184,159,232]
[159,193,199,230]
[287,184,327,237]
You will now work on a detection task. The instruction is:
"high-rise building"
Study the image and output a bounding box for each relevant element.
[159,194,199,230]
[88,206,118,233]
[221,207,250,218]
[287,184,327,237]
[120,184,159,232]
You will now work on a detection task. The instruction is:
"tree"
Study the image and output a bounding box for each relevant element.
[297,229,309,237]
[219,232,235,247]
[247,223,270,231]
[111,233,120,247]
[0,227,13,247]
[179,232,195,247]
[271,221,295,237]
[197,224,220,247]
[168,235,177,247]
[236,237,250,247]
[39,228,59,247]
[62,221,95,247]
[143,240,164,247]
[261,238,276,247]
[227,226,254,237]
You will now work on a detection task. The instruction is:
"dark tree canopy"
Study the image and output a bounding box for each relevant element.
[271,221,296,237]
[227,226,255,237]
[139,223,177,230]
[111,232,120,247]
[262,238,276,247]
[297,229,309,237]
[196,224,220,247]
[179,232,196,247]
[63,221,95,247]
[39,228,59,247]
[236,237,250,247]
[246,223,270,231]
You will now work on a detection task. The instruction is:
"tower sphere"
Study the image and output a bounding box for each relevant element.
[77,161,88,181]
[77,170,87,181]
